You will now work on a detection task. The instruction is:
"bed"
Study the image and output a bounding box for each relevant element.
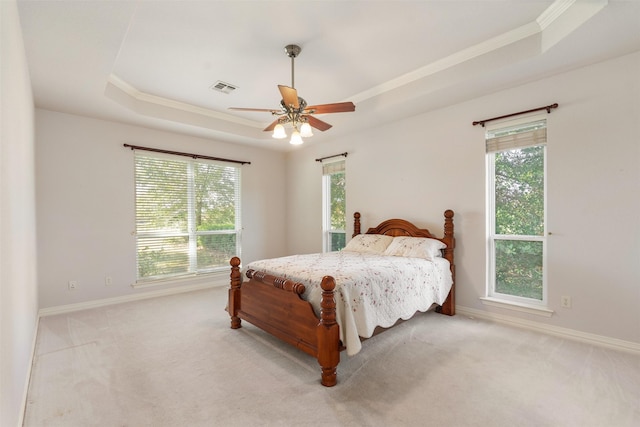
[227,210,455,386]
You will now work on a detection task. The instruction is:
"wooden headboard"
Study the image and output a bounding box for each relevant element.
[352,210,455,316]
[352,210,454,249]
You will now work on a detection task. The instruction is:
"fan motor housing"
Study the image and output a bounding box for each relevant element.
[281,97,307,113]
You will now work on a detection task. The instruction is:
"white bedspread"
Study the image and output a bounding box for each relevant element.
[246,252,453,356]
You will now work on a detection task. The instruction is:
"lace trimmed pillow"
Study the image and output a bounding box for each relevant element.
[343,234,394,254]
[383,236,446,260]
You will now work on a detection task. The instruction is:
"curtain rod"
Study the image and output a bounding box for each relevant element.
[472,103,558,127]
[315,152,348,163]
[123,144,251,165]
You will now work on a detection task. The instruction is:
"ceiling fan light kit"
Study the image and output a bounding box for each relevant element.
[229,44,355,145]
[289,131,304,145]
[299,122,313,137]
[272,124,287,139]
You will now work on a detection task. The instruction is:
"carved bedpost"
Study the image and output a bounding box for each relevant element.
[440,210,456,316]
[229,257,242,329]
[317,276,340,387]
[353,212,361,237]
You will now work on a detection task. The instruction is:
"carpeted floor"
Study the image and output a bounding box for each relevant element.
[24,287,639,426]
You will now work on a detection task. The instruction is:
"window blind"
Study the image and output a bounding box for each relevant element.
[134,152,241,281]
[322,160,345,175]
[486,119,547,153]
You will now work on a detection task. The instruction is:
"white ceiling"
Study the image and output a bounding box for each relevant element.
[16,0,640,151]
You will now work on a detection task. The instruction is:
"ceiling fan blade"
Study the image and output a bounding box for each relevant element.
[278,85,299,109]
[229,107,280,113]
[306,115,333,131]
[263,118,283,132]
[304,102,356,114]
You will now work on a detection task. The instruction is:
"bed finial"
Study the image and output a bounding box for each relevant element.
[444,210,454,241]
[441,210,455,316]
[353,212,361,237]
[229,257,242,329]
[318,276,339,387]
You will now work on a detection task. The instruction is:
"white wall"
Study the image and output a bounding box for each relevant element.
[1,1,38,426]
[36,110,288,308]
[286,51,640,345]
[31,50,640,345]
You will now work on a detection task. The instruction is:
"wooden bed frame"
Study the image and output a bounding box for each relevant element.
[228,210,455,387]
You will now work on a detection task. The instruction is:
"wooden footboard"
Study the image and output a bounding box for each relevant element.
[228,257,341,386]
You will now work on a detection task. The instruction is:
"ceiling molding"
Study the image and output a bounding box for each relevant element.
[537,0,608,52]
[101,0,608,141]
[105,74,263,129]
[349,0,606,104]
[349,21,541,105]
[537,0,579,28]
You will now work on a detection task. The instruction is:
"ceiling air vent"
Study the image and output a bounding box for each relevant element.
[210,80,238,94]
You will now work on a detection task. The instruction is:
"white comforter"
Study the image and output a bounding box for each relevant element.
[246,252,453,356]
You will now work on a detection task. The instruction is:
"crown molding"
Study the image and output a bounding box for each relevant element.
[105,74,263,129]
[105,1,608,135]
[350,0,607,104]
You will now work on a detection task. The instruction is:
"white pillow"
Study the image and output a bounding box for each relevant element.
[383,236,446,260]
[343,234,394,254]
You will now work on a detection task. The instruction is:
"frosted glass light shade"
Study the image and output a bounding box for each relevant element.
[300,122,313,137]
[289,131,304,145]
[272,124,286,139]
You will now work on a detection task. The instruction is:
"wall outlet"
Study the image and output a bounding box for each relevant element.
[561,295,572,308]
[105,276,113,286]
[68,280,77,291]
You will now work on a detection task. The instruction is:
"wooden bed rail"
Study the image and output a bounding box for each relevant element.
[246,269,306,295]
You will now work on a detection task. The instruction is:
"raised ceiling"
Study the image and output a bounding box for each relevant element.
[17,0,640,151]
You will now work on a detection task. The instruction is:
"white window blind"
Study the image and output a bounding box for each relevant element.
[486,119,547,153]
[134,152,241,281]
[322,160,346,175]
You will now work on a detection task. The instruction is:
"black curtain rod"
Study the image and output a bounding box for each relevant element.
[473,103,558,127]
[315,152,348,162]
[123,144,251,165]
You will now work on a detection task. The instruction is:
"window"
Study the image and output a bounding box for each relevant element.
[134,152,241,281]
[322,160,346,252]
[486,118,547,304]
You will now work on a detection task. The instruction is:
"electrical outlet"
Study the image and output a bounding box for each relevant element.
[561,296,572,308]
[105,276,113,286]
[68,280,77,291]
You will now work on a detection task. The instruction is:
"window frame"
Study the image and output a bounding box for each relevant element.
[133,151,241,283]
[485,116,549,308]
[322,159,346,252]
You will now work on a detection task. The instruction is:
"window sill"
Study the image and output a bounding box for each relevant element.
[480,297,554,318]
[131,270,228,289]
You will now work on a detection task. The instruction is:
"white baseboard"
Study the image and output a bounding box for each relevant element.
[39,281,226,317]
[456,305,640,355]
[19,315,40,427]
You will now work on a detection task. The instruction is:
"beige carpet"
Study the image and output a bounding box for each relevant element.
[24,287,639,426]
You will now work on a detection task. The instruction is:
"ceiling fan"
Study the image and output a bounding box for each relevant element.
[229,44,356,145]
